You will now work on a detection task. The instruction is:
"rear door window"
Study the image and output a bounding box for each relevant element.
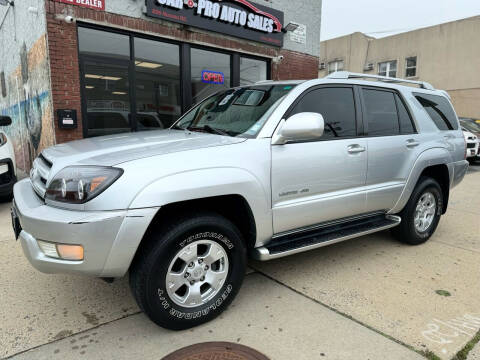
[362,89,400,136]
[289,87,357,139]
[414,93,458,130]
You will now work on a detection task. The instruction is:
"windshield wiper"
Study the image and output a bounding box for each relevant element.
[188,125,231,136]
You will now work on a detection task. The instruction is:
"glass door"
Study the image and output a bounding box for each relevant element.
[80,57,133,137]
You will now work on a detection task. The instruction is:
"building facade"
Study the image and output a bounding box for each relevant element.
[318,16,480,120]
[0,0,321,175]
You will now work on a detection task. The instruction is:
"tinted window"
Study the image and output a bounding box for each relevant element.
[395,94,415,134]
[240,57,267,86]
[78,27,130,60]
[191,48,231,104]
[363,89,399,136]
[414,93,458,130]
[290,87,356,138]
[134,38,181,128]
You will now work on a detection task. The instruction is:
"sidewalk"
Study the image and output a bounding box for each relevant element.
[8,273,422,360]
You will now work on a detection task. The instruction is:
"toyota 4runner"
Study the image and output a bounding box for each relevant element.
[12,72,469,330]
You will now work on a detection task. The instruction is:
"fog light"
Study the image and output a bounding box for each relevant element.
[57,244,84,261]
[37,240,59,258]
[37,240,84,261]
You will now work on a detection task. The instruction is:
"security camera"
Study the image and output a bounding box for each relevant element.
[273,55,284,64]
[55,14,75,23]
[64,15,75,23]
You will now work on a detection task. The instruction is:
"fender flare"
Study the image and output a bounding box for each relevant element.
[129,166,273,243]
[389,147,452,214]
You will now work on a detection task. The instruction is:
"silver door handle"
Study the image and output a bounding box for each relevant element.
[444,134,455,140]
[347,145,366,154]
[406,139,420,147]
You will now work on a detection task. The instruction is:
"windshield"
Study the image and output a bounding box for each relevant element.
[460,120,480,133]
[173,84,296,138]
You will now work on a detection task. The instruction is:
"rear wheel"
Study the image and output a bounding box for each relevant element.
[129,212,246,330]
[392,176,443,245]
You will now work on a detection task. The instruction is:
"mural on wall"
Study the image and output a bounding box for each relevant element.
[0,34,55,176]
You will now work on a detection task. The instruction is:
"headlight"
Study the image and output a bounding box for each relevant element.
[45,166,123,204]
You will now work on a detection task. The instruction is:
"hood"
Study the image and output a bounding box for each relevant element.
[42,129,246,168]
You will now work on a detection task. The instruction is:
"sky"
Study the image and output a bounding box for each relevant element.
[320,0,480,40]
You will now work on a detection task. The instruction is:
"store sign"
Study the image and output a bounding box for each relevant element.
[146,0,284,46]
[202,70,225,84]
[54,0,105,11]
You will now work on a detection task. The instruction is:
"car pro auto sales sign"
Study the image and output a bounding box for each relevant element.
[54,0,105,11]
[146,0,284,46]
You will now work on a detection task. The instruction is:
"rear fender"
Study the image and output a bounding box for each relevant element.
[389,147,452,214]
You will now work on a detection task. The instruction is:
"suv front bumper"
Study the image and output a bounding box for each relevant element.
[13,179,158,277]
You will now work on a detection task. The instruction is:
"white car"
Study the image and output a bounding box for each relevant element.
[462,128,479,159]
[0,116,16,201]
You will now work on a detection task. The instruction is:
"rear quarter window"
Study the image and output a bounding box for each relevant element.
[414,93,458,130]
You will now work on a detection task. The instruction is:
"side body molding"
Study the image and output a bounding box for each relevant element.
[388,147,452,214]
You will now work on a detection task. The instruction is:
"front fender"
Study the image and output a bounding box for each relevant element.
[129,167,273,246]
[389,147,453,214]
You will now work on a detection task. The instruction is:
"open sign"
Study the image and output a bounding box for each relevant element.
[202,70,225,85]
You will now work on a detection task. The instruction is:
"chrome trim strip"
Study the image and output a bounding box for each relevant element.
[252,215,401,261]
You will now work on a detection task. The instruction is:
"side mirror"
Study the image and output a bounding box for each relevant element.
[0,116,12,127]
[272,112,325,145]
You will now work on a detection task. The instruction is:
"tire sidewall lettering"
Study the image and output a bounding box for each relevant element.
[159,284,233,319]
[180,231,234,250]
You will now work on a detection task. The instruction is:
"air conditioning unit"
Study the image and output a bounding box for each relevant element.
[364,63,374,71]
[319,62,326,70]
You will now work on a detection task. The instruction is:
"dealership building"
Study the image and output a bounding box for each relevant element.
[0,0,321,175]
[318,16,480,121]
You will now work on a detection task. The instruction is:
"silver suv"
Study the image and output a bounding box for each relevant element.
[12,72,469,330]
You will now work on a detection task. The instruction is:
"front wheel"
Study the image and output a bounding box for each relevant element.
[392,176,443,245]
[129,213,246,330]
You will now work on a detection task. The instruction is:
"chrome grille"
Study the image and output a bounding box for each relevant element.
[30,153,52,199]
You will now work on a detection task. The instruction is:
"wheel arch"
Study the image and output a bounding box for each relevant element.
[129,194,258,274]
[390,148,452,215]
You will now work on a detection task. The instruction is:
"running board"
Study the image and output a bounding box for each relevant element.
[252,215,401,261]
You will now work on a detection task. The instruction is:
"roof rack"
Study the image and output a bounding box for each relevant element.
[326,71,435,90]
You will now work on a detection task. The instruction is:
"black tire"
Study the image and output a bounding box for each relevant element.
[129,212,246,330]
[392,176,443,245]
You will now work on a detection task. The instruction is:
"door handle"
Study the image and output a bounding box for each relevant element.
[406,139,420,148]
[444,134,455,140]
[347,144,366,154]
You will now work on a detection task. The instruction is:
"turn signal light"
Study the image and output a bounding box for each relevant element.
[57,244,84,261]
[37,240,84,261]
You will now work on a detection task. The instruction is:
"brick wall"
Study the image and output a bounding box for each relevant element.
[45,0,319,143]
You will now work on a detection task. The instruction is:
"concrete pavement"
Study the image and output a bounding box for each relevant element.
[0,167,479,359]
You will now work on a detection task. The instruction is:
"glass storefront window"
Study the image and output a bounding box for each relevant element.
[83,60,131,137]
[78,27,130,60]
[77,26,270,137]
[240,57,267,85]
[134,38,181,129]
[191,48,231,104]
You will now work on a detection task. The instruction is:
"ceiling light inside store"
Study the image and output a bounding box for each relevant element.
[85,74,122,81]
[112,91,127,95]
[85,86,94,89]
[136,61,163,69]
[102,76,122,81]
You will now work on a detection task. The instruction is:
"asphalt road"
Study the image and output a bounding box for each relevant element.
[1,164,479,360]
